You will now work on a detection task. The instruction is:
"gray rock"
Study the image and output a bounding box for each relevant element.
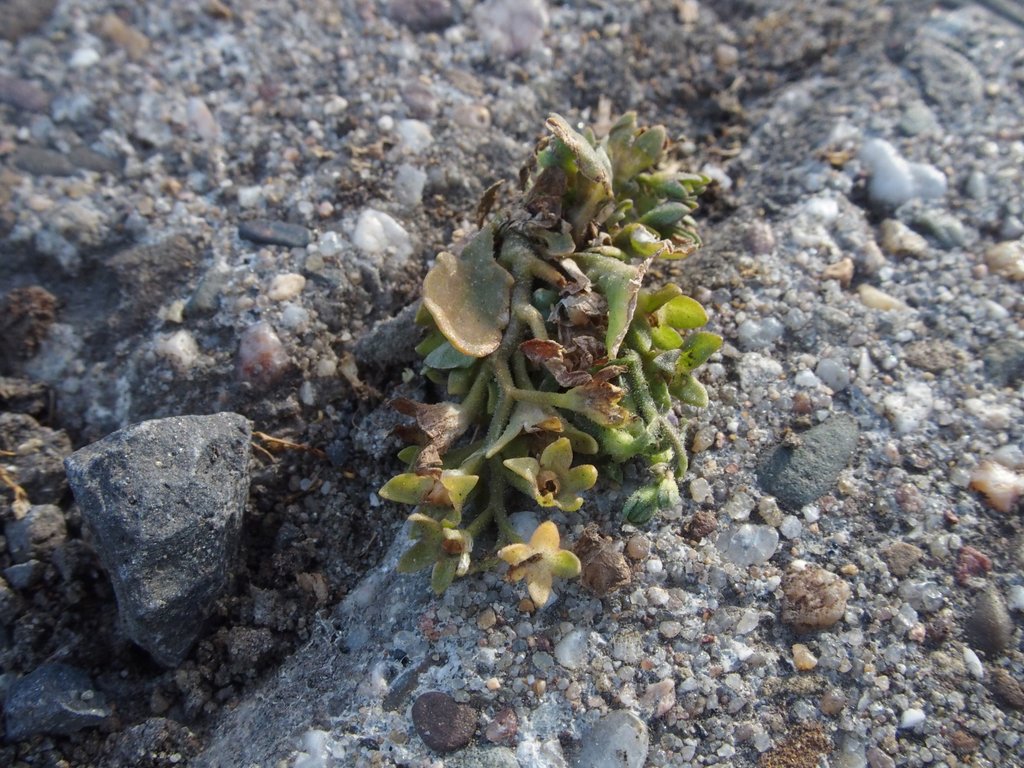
[905,37,984,119]
[5,503,66,563]
[3,559,45,590]
[353,303,422,369]
[572,710,649,768]
[64,413,252,667]
[4,663,109,740]
[0,577,23,624]
[757,414,859,510]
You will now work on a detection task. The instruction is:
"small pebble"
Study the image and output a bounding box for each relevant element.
[572,710,649,768]
[238,220,311,248]
[984,241,1024,281]
[781,565,851,634]
[879,219,928,257]
[625,535,650,561]
[411,691,477,753]
[963,648,984,679]
[267,273,306,302]
[716,524,779,566]
[792,644,818,671]
[352,209,413,265]
[899,708,926,730]
[860,138,947,207]
[858,284,908,311]
[966,587,1013,657]
[969,460,1024,513]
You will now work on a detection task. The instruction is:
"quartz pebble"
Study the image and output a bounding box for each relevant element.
[899,707,926,730]
[554,629,589,670]
[969,460,1024,513]
[716,524,779,566]
[352,209,413,265]
[267,273,306,302]
[860,138,947,207]
[572,710,649,768]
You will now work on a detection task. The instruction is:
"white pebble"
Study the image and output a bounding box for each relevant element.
[899,707,926,730]
[794,369,820,388]
[473,0,549,56]
[317,231,344,257]
[396,119,433,154]
[860,138,947,207]
[554,629,589,670]
[237,185,263,208]
[186,97,220,144]
[1006,585,1024,612]
[70,48,101,69]
[963,648,984,679]
[394,164,427,207]
[279,304,310,331]
[779,515,803,539]
[716,524,779,566]
[267,273,306,302]
[815,358,850,391]
[352,208,413,265]
[883,381,933,435]
[155,330,200,373]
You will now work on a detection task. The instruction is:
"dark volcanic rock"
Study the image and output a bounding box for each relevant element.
[4,663,110,740]
[983,339,1024,389]
[965,586,1013,657]
[64,413,252,667]
[757,414,859,510]
[11,146,76,177]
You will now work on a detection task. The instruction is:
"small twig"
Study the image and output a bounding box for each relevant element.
[252,431,327,461]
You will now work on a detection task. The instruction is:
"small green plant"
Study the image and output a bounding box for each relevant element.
[380,113,721,605]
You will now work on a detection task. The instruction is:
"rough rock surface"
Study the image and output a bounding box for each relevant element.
[4,663,110,740]
[64,413,251,666]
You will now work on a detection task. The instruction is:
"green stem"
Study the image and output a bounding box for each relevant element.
[515,303,549,340]
[459,360,493,426]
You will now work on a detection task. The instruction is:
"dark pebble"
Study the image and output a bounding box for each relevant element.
[990,668,1024,710]
[965,587,1013,657]
[983,339,1024,388]
[0,74,50,112]
[238,219,311,248]
[0,0,58,42]
[12,146,76,177]
[3,663,110,740]
[68,146,123,174]
[387,0,455,32]
[757,414,859,510]
[411,691,476,753]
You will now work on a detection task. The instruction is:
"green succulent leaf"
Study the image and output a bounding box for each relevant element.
[546,114,612,192]
[424,341,479,370]
[639,202,689,234]
[670,373,710,408]
[431,556,459,594]
[422,225,514,357]
[675,332,723,373]
[550,549,583,579]
[380,473,435,505]
[657,295,708,330]
[574,252,648,358]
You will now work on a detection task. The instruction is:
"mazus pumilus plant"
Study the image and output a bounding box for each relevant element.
[379,113,721,605]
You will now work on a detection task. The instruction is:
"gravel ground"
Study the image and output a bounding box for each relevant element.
[1,0,1022,766]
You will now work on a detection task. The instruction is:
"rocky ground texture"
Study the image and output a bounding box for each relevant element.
[1,0,1022,766]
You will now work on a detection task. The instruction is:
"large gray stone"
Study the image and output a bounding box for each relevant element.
[64,413,251,667]
[4,663,109,740]
[757,415,859,511]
